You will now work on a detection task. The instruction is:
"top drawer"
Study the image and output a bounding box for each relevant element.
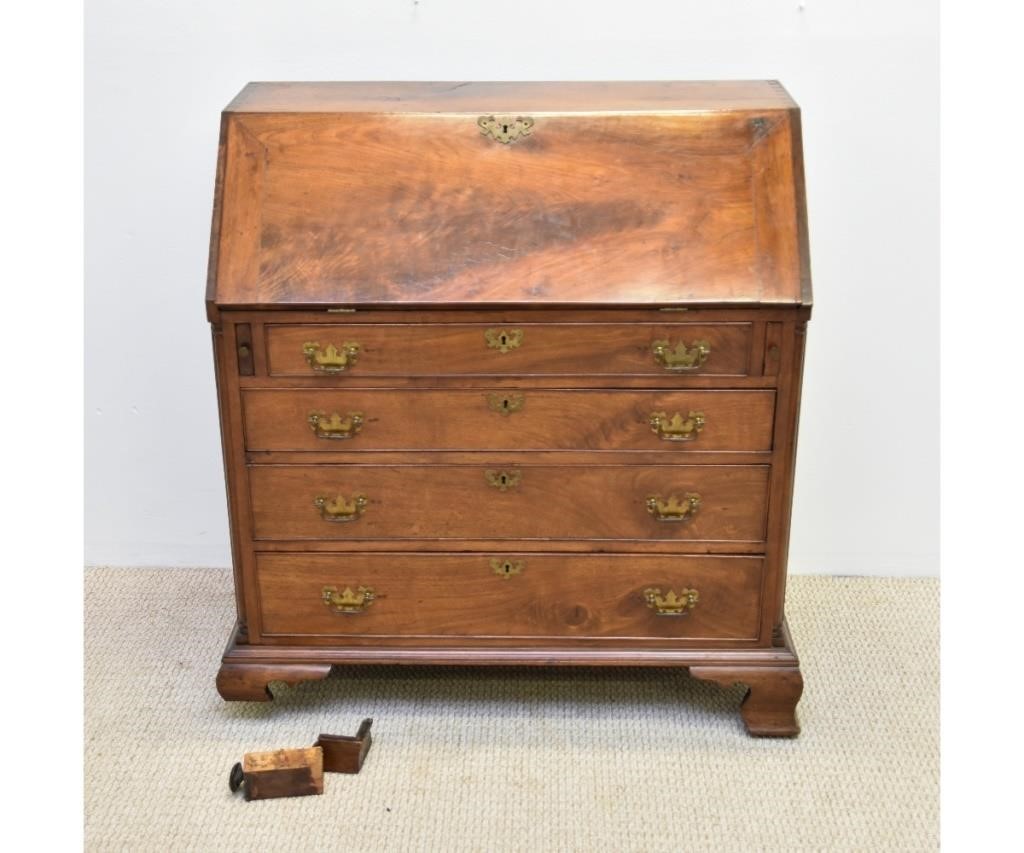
[265,323,752,378]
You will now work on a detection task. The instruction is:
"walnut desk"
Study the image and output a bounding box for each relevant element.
[206,81,812,736]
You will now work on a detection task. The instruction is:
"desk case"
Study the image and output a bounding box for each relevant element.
[207,81,811,736]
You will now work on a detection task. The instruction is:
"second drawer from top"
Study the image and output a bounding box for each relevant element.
[242,389,775,453]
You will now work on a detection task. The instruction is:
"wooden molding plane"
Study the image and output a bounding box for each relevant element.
[229,747,324,801]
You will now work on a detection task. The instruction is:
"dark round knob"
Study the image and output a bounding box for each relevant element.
[229,762,244,793]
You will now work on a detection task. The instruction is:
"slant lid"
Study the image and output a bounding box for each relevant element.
[208,81,810,310]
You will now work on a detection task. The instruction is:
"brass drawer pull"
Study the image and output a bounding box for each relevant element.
[302,341,360,373]
[646,493,701,522]
[490,558,524,579]
[486,393,524,415]
[485,469,521,491]
[314,494,368,523]
[644,587,699,616]
[322,585,376,614]
[651,339,710,371]
[478,115,534,144]
[308,411,364,440]
[484,328,523,353]
[649,411,705,442]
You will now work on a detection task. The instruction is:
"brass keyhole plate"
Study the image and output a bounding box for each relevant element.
[490,558,524,579]
[485,469,522,491]
[486,393,525,415]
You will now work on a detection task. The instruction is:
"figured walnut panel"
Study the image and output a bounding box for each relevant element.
[213,111,801,308]
[256,552,764,641]
[265,323,751,377]
[248,463,769,543]
[242,388,775,452]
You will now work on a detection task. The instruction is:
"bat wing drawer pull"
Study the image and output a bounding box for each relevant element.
[302,341,360,373]
[644,587,699,616]
[645,493,701,522]
[308,411,364,440]
[322,586,376,613]
[314,494,368,522]
[651,339,710,370]
[649,410,705,442]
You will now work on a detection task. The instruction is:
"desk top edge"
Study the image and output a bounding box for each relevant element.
[224,81,800,114]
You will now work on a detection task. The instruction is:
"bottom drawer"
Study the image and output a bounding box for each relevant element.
[256,553,764,642]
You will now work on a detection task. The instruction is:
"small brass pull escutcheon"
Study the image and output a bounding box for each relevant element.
[302,341,360,373]
[322,585,376,613]
[644,587,699,616]
[477,115,535,144]
[651,339,711,371]
[646,493,701,523]
[314,494,368,523]
[490,558,524,579]
[649,411,705,442]
[308,411,364,440]
[485,469,521,491]
[484,328,524,353]
[486,393,525,415]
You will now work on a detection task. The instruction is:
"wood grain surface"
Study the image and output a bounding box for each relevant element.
[211,105,803,309]
[690,665,803,737]
[315,720,373,774]
[265,322,752,377]
[248,463,769,543]
[237,747,324,800]
[241,388,775,452]
[256,552,764,641]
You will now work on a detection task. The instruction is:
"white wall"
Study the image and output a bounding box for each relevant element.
[85,0,938,575]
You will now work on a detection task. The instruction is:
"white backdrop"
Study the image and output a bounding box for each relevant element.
[85,0,938,574]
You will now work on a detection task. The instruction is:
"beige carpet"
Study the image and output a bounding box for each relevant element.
[85,569,938,852]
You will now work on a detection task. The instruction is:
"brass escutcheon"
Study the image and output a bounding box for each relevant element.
[477,115,535,144]
[322,585,376,613]
[646,493,701,523]
[302,341,360,373]
[644,587,699,616]
[314,494,368,523]
[490,558,524,579]
[486,393,525,415]
[649,411,705,442]
[651,339,711,371]
[484,328,524,354]
[308,411,364,440]
[485,470,521,492]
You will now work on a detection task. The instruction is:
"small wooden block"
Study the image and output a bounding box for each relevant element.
[231,747,324,801]
[314,718,373,774]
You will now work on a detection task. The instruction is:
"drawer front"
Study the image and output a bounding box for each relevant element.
[256,553,764,641]
[249,464,769,543]
[265,323,752,377]
[243,389,775,452]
